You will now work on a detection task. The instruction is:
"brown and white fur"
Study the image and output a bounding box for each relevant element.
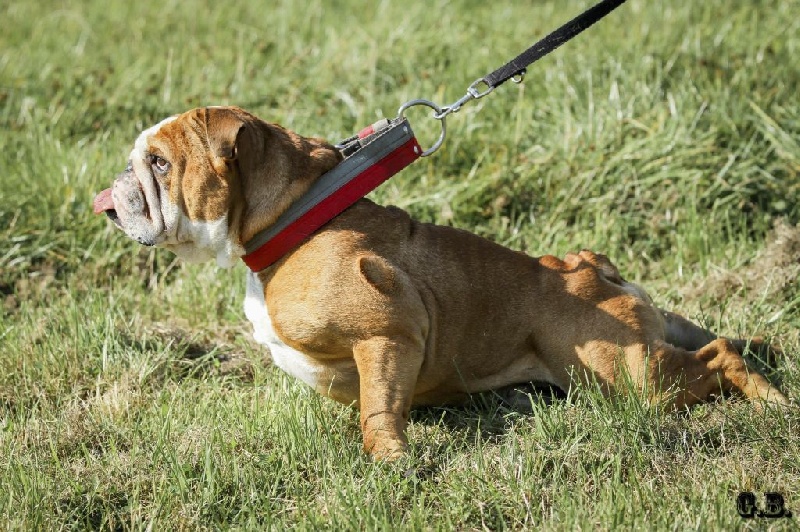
[94,106,789,460]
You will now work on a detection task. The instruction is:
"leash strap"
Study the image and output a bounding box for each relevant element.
[407,0,628,149]
[242,118,421,271]
[483,0,628,89]
[241,0,627,271]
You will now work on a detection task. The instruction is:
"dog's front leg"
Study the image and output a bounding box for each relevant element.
[353,336,424,460]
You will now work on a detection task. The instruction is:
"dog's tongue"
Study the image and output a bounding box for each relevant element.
[93,188,115,214]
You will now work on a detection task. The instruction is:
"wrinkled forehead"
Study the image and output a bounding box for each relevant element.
[130,115,178,161]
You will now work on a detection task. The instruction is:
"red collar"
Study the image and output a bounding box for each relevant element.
[242,118,421,272]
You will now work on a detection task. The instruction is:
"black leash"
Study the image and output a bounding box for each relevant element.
[483,0,628,90]
[243,0,628,270]
[398,0,628,156]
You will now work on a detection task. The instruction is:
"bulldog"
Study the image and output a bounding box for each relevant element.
[94,106,789,459]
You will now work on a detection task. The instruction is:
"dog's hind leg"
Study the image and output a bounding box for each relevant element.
[648,338,789,409]
[661,310,717,350]
[661,310,782,367]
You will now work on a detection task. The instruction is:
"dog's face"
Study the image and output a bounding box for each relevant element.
[94,107,249,266]
[94,106,341,267]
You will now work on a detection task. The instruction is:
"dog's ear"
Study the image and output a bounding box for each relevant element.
[204,107,245,162]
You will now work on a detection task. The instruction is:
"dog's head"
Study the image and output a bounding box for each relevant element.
[94,106,340,266]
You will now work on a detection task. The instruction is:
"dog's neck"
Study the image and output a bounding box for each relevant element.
[234,118,342,248]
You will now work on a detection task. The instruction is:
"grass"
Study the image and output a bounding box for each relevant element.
[1,0,799,528]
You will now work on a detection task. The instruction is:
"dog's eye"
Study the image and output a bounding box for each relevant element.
[151,155,170,174]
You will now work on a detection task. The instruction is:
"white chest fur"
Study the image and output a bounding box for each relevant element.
[244,271,327,390]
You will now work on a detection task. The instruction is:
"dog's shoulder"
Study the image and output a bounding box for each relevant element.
[328,199,415,238]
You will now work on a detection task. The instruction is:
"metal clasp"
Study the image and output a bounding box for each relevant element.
[396,72,522,157]
[397,99,447,157]
[433,77,495,120]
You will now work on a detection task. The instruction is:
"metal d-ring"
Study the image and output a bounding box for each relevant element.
[397,99,447,157]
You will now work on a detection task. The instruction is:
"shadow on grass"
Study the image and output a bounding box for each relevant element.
[406,384,568,464]
[117,324,261,386]
[412,383,567,435]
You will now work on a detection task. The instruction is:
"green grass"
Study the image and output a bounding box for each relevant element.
[2,0,799,528]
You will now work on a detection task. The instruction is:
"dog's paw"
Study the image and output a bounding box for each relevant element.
[369,442,408,462]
